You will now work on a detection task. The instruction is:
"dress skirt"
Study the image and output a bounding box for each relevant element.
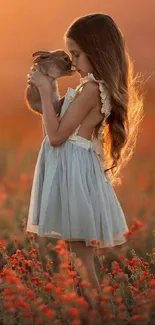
[26,134,129,248]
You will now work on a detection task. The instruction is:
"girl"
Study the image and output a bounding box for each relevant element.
[26,13,143,296]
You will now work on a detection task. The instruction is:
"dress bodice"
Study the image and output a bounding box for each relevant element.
[58,87,78,119]
[57,72,111,160]
[58,85,103,159]
[58,85,82,136]
[58,72,111,138]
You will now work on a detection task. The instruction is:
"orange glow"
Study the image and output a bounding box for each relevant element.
[0,0,154,148]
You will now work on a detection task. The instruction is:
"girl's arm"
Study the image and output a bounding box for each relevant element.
[42,96,65,138]
[54,96,65,116]
[39,81,99,145]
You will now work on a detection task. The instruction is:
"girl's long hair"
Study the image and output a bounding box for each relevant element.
[65,13,144,186]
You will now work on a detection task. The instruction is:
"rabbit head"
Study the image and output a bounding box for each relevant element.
[32,49,75,78]
[25,49,75,116]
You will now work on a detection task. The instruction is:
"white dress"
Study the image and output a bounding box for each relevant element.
[26,73,129,248]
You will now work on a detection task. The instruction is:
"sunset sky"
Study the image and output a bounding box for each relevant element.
[0,0,154,148]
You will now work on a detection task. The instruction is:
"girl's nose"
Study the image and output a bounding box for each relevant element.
[71,57,76,67]
[71,63,76,70]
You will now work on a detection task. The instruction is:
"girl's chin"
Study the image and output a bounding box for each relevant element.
[78,71,87,78]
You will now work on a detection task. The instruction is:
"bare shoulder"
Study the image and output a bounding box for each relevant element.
[82,79,99,91]
[79,80,100,105]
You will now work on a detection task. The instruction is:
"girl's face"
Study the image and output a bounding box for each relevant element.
[65,38,94,78]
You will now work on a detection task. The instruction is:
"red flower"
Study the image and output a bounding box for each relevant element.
[19,173,28,186]
[27,290,35,298]
[39,304,47,312]
[55,287,64,293]
[128,285,139,293]
[29,248,37,255]
[118,255,124,260]
[35,298,43,305]
[113,283,119,290]
[131,218,143,232]
[5,302,15,311]
[45,308,55,318]
[150,279,155,288]
[0,241,4,248]
[5,275,20,284]
[130,314,141,321]
[16,249,22,255]
[68,307,80,317]
[115,297,123,304]
[100,266,108,272]
[0,191,8,203]
[23,311,35,318]
[143,271,150,277]
[44,283,53,291]
[129,257,139,266]
[76,296,88,306]
[143,262,149,267]
[16,284,25,291]
[3,288,13,296]
[17,300,29,310]
[104,286,113,293]
[29,234,34,240]
[89,239,97,245]
[123,230,133,237]
[100,295,110,302]
[13,238,19,244]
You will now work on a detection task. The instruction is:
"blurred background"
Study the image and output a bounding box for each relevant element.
[0,0,155,259]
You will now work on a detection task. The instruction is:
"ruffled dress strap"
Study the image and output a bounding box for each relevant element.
[79,72,112,140]
[75,73,111,179]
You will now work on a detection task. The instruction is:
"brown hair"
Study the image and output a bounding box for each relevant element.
[65,13,144,186]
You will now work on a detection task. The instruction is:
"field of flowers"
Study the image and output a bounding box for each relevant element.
[0,213,155,325]
[0,87,155,325]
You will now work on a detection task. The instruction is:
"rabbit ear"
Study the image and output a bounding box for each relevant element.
[32,57,41,63]
[32,51,51,57]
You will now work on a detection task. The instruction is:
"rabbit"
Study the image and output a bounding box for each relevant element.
[25,49,74,115]
[25,49,75,136]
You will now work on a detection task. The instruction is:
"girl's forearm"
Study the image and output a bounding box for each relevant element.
[39,87,60,143]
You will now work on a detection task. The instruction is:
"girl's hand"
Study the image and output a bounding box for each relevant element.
[27,65,52,91]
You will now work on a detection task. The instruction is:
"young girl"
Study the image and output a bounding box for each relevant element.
[26,13,143,296]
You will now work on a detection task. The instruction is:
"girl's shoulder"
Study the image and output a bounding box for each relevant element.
[64,73,111,128]
[79,73,112,125]
[65,76,98,104]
